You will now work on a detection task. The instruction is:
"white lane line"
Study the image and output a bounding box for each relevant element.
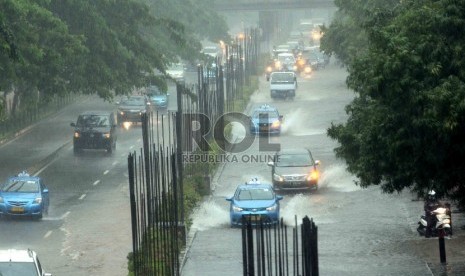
[33,160,55,176]
[44,230,52,239]
[129,145,134,149]
[112,161,118,166]
[61,211,71,220]
[93,180,100,186]
[103,170,109,175]
[79,194,86,200]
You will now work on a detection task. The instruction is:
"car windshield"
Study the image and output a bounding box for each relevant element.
[76,115,110,127]
[202,47,218,54]
[270,73,294,82]
[276,153,312,167]
[237,188,274,200]
[0,262,40,276]
[168,63,184,71]
[253,111,279,120]
[121,97,145,106]
[3,180,39,193]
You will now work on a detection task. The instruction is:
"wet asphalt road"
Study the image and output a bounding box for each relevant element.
[180,63,442,276]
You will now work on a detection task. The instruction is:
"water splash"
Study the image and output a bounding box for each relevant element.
[191,200,230,231]
[281,108,325,136]
[320,164,361,192]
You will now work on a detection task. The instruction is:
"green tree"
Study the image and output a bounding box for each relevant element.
[325,0,465,206]
[0,0,85,115]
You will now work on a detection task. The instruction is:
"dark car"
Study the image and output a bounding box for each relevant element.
[146,86,168,110]
[70,111,117,154]
[0,171,50,219]
[267,148,320,192]
[249,104,283,135]
[116,95,151,124]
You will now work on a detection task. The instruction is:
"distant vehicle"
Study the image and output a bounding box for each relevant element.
[249,104,283,135]
[71,111,117,154]
[0,248,52,275]
[166,62,186,83]
[0,171,50,219]
[267,148,321,192]
[146,85,168,109]
[116,95,151,124]
[201,46,221,61]
[269,71,297,99]
[276,53,297,72]
[272,44,291,57]
[226,180,283,227]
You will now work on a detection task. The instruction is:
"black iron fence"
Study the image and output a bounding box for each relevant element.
[242,216,319,276]
[127,28,262,276]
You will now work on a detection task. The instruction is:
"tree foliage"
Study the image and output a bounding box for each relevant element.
[323,0,465,206]
[0,0,229,115]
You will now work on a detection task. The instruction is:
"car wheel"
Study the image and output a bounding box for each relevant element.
[107,145,113,154]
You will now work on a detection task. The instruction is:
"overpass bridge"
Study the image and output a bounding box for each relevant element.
[215,0,336,11]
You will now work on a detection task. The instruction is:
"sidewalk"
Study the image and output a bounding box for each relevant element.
[414,209,465,275]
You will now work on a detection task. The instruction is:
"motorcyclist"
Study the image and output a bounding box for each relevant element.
[424,190,440,237]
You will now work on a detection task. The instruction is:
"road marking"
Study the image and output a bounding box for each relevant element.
[79,194,86,200]
[33,160,55,176]
[61,211,70,219]
[103,170,109,175]
[129,145,134,149]
[112,161,118,166]
[93,180,100,186]
[44,230,53,239]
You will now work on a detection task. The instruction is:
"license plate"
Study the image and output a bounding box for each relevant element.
[11,206,24,213]
[260,126,268,131]
[246,215,261,221]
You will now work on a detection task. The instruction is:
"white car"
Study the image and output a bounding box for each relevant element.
[166,63,186,83]
[0,249,52,276]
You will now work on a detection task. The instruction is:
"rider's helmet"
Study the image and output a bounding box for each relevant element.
[427,190,437,201]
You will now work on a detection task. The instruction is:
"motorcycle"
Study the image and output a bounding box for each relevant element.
[417,204,452,237]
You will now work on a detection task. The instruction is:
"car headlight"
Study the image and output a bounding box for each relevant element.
[74,132,80,138]
[119,111,125,115]
[293,65,298,71]
[273,173,284,182]
[304,66,312,73]
[271,120,281,128]
[232,205,243,212]
[266,66,272,73]
[103,132,111,139]
[266,204,277,211]
[33,197,42,204]
[306,169,319,181]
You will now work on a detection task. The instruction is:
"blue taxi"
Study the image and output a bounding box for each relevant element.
[0,171,50,219]
[226,178,283,227]
[249,104,283,135]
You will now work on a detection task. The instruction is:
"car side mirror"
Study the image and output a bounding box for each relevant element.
[226,197,233,202]
[277,195,284,201]
[267,161,274,167]
[70,122,76,127]
[315,160,321,166]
